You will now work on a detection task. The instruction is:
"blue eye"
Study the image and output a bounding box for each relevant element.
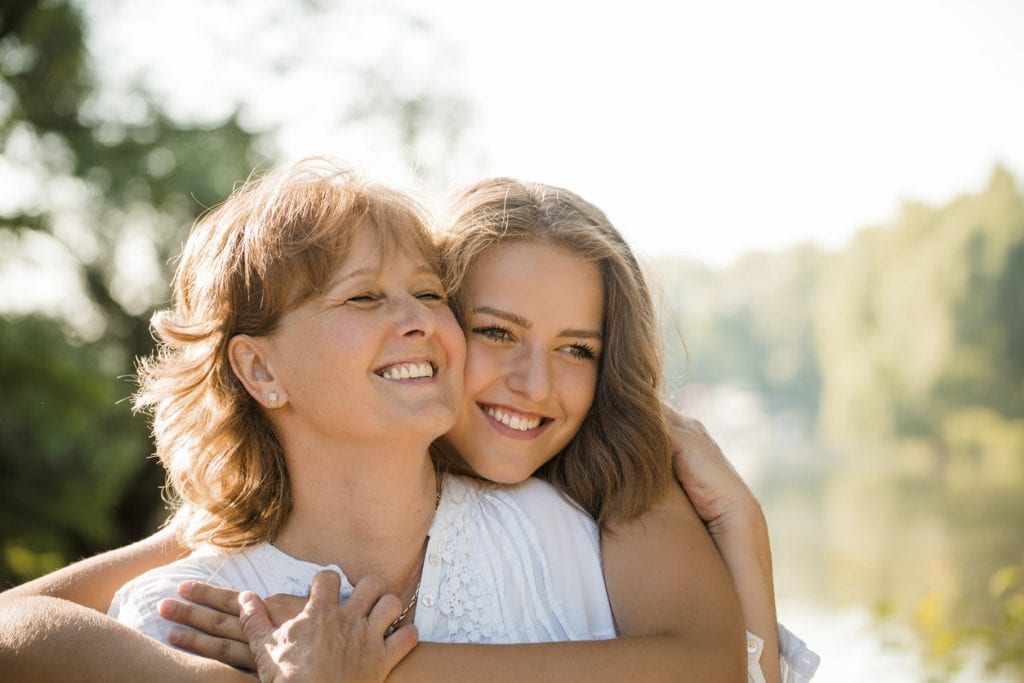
[472,325,514,343]
[567,343,597,361]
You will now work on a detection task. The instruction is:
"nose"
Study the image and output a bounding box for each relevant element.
[506,344,551,403]
[392,294,437,339]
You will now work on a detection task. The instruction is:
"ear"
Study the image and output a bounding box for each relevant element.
[229,334,289,409]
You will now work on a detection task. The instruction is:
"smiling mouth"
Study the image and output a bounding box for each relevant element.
[374,361,436,380]
[479,404,550,432]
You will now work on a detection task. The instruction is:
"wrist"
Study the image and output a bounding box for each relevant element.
[707,494,766,545]
[707,496,773,584]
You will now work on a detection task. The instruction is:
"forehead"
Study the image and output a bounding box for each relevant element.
[334,222,439,279]
[466,241,604,323]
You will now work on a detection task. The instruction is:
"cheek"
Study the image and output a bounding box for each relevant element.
[461,342,503,396]
[563,366,598,418]
[435,309,468,363]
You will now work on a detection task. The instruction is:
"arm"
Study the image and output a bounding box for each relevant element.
[0,524,186,612]
[0,523,204,681]
[0,595,249,683]
[666,409,783,683]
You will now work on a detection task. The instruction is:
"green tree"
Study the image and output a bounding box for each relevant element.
[0,315,148,583]
[816,167,1024,453]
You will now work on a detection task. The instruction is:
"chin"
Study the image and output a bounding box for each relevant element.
[468,458,534,485]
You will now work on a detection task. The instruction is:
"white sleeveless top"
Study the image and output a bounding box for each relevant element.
[108,474,618,646]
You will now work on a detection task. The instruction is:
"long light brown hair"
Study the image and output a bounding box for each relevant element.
[134,158,436,548]
[438,178,672,525]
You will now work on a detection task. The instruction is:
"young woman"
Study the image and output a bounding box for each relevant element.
[0,167,817,681]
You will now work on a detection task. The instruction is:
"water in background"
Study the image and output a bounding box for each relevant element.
[678,382,1024,683]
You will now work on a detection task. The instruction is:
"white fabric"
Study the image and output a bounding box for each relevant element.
[108,474,617,646]
[778,622,820,682]
[746,624,821,682]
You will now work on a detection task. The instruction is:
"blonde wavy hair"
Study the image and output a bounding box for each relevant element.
[134,158,436,549]
[438,178,672,526]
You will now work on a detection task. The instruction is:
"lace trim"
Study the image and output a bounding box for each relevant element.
[435,485,503,643]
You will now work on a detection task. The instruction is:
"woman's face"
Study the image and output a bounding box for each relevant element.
[442,240,604,483]
[263,225,466,449]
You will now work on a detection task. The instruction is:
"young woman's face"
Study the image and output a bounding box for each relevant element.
[442,240,604,482]
[263,225,466,448]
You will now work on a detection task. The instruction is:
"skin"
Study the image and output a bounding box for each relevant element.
[0,240,759,682]
[441,241,604,482]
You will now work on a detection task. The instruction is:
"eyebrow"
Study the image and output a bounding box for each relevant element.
[474,306,602,341]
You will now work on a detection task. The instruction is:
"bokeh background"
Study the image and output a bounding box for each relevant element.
[1,1,1022,680]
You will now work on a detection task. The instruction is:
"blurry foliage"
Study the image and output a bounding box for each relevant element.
[816,167,1024,452]
[654,167,1024,675]
[0,315,153,582]
[656,244,825,416]
[0,0,470,586]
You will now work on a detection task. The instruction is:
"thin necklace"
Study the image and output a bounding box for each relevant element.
[385,582,421,637]
[384,475,443,637]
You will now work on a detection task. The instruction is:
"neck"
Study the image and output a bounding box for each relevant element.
[274,433,439,593]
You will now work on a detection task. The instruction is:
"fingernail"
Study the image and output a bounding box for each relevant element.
[179,581,195,596]
[238,591,255,613]
[167,626,185,644]
[158,599,179,617]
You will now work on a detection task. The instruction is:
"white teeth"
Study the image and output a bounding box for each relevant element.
[380,362,434,380]
[483,406,542,431]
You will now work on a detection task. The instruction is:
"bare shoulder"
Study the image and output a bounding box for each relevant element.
[603,483,706,543]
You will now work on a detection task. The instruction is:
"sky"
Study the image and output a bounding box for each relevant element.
[81,0,1024,265]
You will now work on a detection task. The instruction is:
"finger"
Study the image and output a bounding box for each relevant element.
[384,624,419,673]
[367,592,403,635]
[306,570,342,610]
[238,591,274,648]
[167,625,256,670]
[178,581,243,616]
[345,574,386,615]
[158,597,245,640]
